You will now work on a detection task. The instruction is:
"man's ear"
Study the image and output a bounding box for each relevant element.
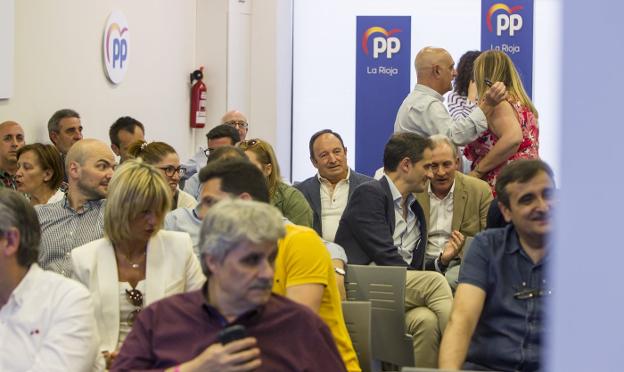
[49,131,58,145]
[0,228,20,258]
[498,201,513,223]
[111,144,120,156]
[310,156,319,169]
[67,161,80,180]
[399,157,411,173]
[204,253,220,276]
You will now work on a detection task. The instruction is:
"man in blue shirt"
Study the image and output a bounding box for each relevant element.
[439,159,555,372]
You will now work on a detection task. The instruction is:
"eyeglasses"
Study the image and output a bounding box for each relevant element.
[513,288,552,300]
[224,120,249,130]
[125,288,144,325]
[158,165,186,177]
[238,139,260,149]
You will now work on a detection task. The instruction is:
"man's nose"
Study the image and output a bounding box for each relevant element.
[258,259,275,279]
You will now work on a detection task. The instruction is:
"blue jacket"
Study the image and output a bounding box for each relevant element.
[334,176,428,269]
[295,169,372,236]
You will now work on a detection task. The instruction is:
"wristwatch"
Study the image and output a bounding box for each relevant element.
[334,267,346,276]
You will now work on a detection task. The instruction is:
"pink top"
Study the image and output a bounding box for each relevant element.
[464,100,539,193]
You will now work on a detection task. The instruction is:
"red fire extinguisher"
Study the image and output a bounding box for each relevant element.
[190,67,207,128]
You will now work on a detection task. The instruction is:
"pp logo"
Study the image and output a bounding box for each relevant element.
[361,27,401,59]
[103,11,130,84]
[486,3,524,36]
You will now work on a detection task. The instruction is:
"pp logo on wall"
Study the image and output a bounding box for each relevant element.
[355,16,411,176]
[103,11,130,84]
[481,0,534,97]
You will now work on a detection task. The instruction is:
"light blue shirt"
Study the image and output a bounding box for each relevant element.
[164,207,201,257]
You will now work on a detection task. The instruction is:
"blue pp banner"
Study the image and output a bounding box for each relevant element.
[355,16,411,176]
[481,0,534,97]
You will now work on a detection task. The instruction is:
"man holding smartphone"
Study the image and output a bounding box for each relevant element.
[112,198,346,371]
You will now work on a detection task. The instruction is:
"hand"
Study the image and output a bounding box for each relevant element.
[180,337,261,372]
[483,81,507,106]
[440,231,465,265]
[103,350,119,370]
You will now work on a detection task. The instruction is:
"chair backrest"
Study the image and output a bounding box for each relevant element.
[345,264,414,367]
[342,301,376,372]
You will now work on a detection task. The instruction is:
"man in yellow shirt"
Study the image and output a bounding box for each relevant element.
[195,158,360,372]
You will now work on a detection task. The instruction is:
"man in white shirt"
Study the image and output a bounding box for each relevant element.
[0,189,99,371]
[394,46,506,146]
[295,129,373,242]
[415,135,492,289]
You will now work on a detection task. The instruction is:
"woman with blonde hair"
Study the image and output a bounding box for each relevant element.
[464,50,539,191]
[15,143,64,205]
[239,139,313,227]
[127,140,196,209]
[71,159,205,368]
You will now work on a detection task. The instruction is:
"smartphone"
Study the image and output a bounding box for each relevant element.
[484,78,493,87]
[217,325,248,345]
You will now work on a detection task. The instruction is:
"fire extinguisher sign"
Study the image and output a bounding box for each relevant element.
[103,11,130,85]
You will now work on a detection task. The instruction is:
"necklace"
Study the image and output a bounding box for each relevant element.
[118,251,146,269]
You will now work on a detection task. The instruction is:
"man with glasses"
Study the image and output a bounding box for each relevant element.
[439,160,555,372]
[221,109,249,141]
[0,189,99,371]
[394,47,506,146]
[183,124,240,199]
[36,139,115,277]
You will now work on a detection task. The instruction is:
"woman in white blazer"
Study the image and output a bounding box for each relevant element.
[71,159,205,368]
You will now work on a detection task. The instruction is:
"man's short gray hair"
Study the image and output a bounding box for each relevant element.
[48,108,80,134]
[198,199,286,272]
[429,134,458,158]
[0,189,40,267]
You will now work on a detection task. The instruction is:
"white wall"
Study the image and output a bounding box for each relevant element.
[0,0,14,99]
[0,0,197,159]
[291,0,561,182]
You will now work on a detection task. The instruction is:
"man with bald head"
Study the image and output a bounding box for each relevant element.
[394,47,507,146]
[0,121,25,189]
[221,109,249,141]
[36,139,115,277]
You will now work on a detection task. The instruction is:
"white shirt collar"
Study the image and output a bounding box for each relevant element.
[414,83,444,102]
[385,174,415,205]
[317,168,351,184]
[428,179,456,201]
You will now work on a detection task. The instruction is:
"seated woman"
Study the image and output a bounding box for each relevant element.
[127,140,197,209]
[15,143,64,205]
[71,159,205,368]
[238,138,313,227]
[464,50,539,191]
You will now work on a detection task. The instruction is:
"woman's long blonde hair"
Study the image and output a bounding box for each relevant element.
[474,50,538,118]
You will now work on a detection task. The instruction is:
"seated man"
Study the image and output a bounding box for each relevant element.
[36,139,115,276]
[335,132,461,368]
[0,121,25,189]
[185,159,359,371]
[112,199,346,371]
[415,135,492,289]
[183,124,240,199]
[108,116,145,163]
[295,129,372,241]
[165,145,247,255]
[0,189,99,370]
[439,160,554,371]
